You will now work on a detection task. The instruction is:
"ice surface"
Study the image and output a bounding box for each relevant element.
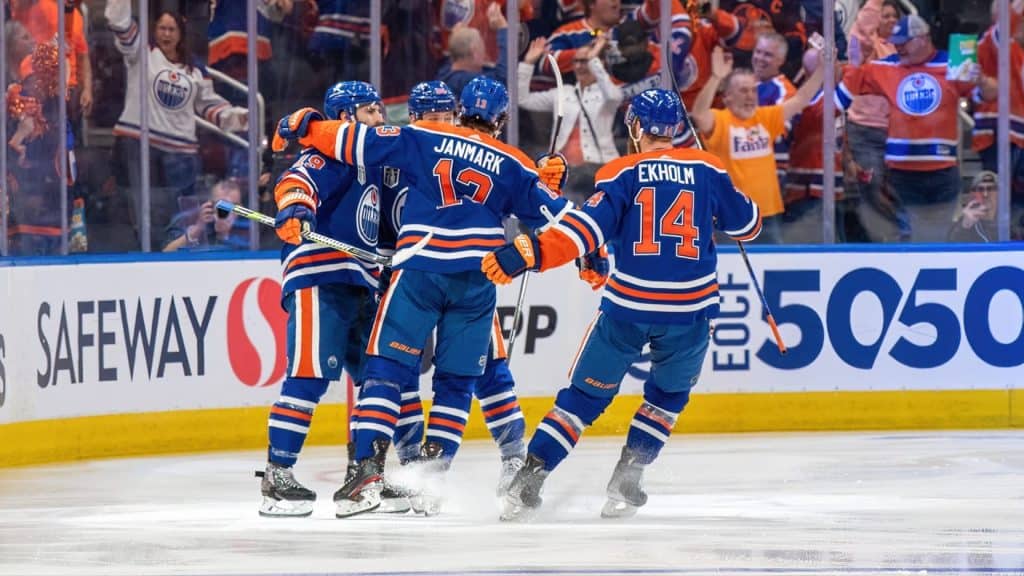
[1,431,1023,576]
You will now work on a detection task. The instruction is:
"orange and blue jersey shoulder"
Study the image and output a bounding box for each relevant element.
[972,26,1024,151]
[838,51,974,171]
[276,149,382,297]
[541,148,760,324]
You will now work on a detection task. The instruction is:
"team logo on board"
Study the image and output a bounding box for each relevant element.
[357,185,381,245]
[896,73,941,116]
[153,69,193,110]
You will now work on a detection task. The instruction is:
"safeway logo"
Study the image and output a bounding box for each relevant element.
[227,278,287,387]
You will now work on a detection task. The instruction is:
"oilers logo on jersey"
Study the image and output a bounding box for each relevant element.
[357,186,381,245]
[897,73,941,116]
[677,53,699,91]
[154,70,193,110]
[391,187,407,230]
[441,0,474,30]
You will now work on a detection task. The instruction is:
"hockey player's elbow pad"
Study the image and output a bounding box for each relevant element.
[481,234,540,285]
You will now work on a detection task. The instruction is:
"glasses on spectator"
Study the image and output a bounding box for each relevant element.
[974,184,997,194]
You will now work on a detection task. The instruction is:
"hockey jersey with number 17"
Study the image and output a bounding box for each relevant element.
[535,147,761,325]
[295,119,572,273]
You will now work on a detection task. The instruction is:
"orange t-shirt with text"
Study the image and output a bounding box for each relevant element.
[704,105,786,216]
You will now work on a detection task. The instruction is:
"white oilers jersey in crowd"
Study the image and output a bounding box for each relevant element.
[297,120,571,273]
[276,149,397,297]
[105,0,247,153]
[553,148,761,325]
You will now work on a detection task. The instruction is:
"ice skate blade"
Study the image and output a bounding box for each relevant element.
[376,497,412,514]
[600,498,639,519]
[259,496,314,518]
[335,498,381,518]
[410,494,442,517]
[499,496,538,522]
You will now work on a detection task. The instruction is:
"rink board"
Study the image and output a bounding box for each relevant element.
[0,246,1022,466]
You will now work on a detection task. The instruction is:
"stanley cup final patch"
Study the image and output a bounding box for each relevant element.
[383,166,401,188]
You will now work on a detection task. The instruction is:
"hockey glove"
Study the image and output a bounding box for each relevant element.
[577,245,609,290]
[481,234,540,285]
[536,153,569,196]
[275,204,316,245]
[272,107,324,152]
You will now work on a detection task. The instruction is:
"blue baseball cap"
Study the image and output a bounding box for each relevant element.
[889,15,929,45]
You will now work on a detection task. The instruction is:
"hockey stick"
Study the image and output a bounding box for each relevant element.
[506,53,566,364]
[663,45,787,355]
[215,200,432,268]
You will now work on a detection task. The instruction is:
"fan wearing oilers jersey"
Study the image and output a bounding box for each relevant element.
[273,76,572,518]
[837,14,998,242]
[480,89,761,521]
[361,81,533,515]
[257,81,393,518]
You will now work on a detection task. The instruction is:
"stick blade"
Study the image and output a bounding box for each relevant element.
[215,200,236,219]
[389,232,434,267]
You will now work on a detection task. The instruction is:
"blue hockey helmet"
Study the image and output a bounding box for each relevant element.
[409,81,457,119]
[324,81,382,120]
[458,77,509,133]
[624,89,686,139]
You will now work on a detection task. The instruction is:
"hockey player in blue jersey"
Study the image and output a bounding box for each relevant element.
[480,89,762,521]
[275,76,572,518]
[369,81,538,515]
[258,81,391,517]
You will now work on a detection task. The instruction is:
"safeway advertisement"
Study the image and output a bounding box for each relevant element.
[0,246,1021,424]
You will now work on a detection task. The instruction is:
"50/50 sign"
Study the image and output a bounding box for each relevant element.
[755,266,1024,370]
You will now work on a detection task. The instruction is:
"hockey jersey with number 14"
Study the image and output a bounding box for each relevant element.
[295,120,572,273]
[535,148,762,325]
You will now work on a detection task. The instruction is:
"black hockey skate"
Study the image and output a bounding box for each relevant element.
[496,453,526,497]
[377,478,415,514]
[408,440,450,517]
[257,462,316,517]
[601,446,648,519]
[499,454,548,522]
[333,438,388,518]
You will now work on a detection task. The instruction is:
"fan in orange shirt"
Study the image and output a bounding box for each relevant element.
[14,0,92,116]
[690,46,822,244]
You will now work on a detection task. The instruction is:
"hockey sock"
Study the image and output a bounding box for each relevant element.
[268,377,330,467]
[425,372,476,460]
[530,385,612,472]
[394,383,424,465]
[625,383,691,465]
[352,377,401,460]
[476,359,525,459]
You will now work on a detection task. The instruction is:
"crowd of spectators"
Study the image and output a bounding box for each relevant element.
[2,0,1021,258]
